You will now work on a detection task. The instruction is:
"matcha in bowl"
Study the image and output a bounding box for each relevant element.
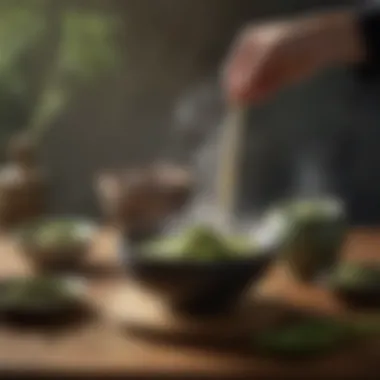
[122,224,280,316]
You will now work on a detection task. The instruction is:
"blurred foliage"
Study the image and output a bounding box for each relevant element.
[0,0,122,145]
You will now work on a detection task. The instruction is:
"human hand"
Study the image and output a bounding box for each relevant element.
[223,10,364,105]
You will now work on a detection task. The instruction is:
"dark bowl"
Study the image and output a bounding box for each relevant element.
[120,233,279,316]
[332,286,380,310]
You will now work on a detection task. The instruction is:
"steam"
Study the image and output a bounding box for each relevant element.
[169,80,231,231]
[293,145,333,198]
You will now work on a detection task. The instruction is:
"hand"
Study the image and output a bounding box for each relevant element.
[223,10,364,105]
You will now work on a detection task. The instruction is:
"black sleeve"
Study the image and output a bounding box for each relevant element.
[358,1,380,73]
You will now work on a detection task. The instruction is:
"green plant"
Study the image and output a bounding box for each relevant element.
[0,1,122,145]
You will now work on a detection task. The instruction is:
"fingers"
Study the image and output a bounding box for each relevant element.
[223,29,280,105]
[223,17,332,105]
[223,31,258,104]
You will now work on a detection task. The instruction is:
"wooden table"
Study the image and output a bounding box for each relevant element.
[1,228,380,379]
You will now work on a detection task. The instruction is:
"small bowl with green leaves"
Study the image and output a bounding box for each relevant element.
[327,261,380,309]
[0,276,89,324]
[16,217,97,271]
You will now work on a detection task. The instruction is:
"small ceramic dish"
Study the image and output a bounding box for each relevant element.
[15,217,97,271]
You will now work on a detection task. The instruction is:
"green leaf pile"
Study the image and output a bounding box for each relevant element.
[254,317,380,357]
[142,226,255,261]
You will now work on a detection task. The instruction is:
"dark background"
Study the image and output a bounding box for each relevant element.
[3,0,372,223]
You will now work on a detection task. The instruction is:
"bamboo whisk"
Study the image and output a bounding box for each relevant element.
[216,106,246,223]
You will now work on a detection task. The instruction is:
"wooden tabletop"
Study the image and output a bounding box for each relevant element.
[1,228,380,379]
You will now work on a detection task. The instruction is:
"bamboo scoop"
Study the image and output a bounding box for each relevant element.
[215,106,247,226]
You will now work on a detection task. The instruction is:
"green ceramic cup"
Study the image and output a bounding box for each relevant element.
[263,198,347,282]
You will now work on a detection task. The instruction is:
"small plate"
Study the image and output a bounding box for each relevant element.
[0,276,89,324]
